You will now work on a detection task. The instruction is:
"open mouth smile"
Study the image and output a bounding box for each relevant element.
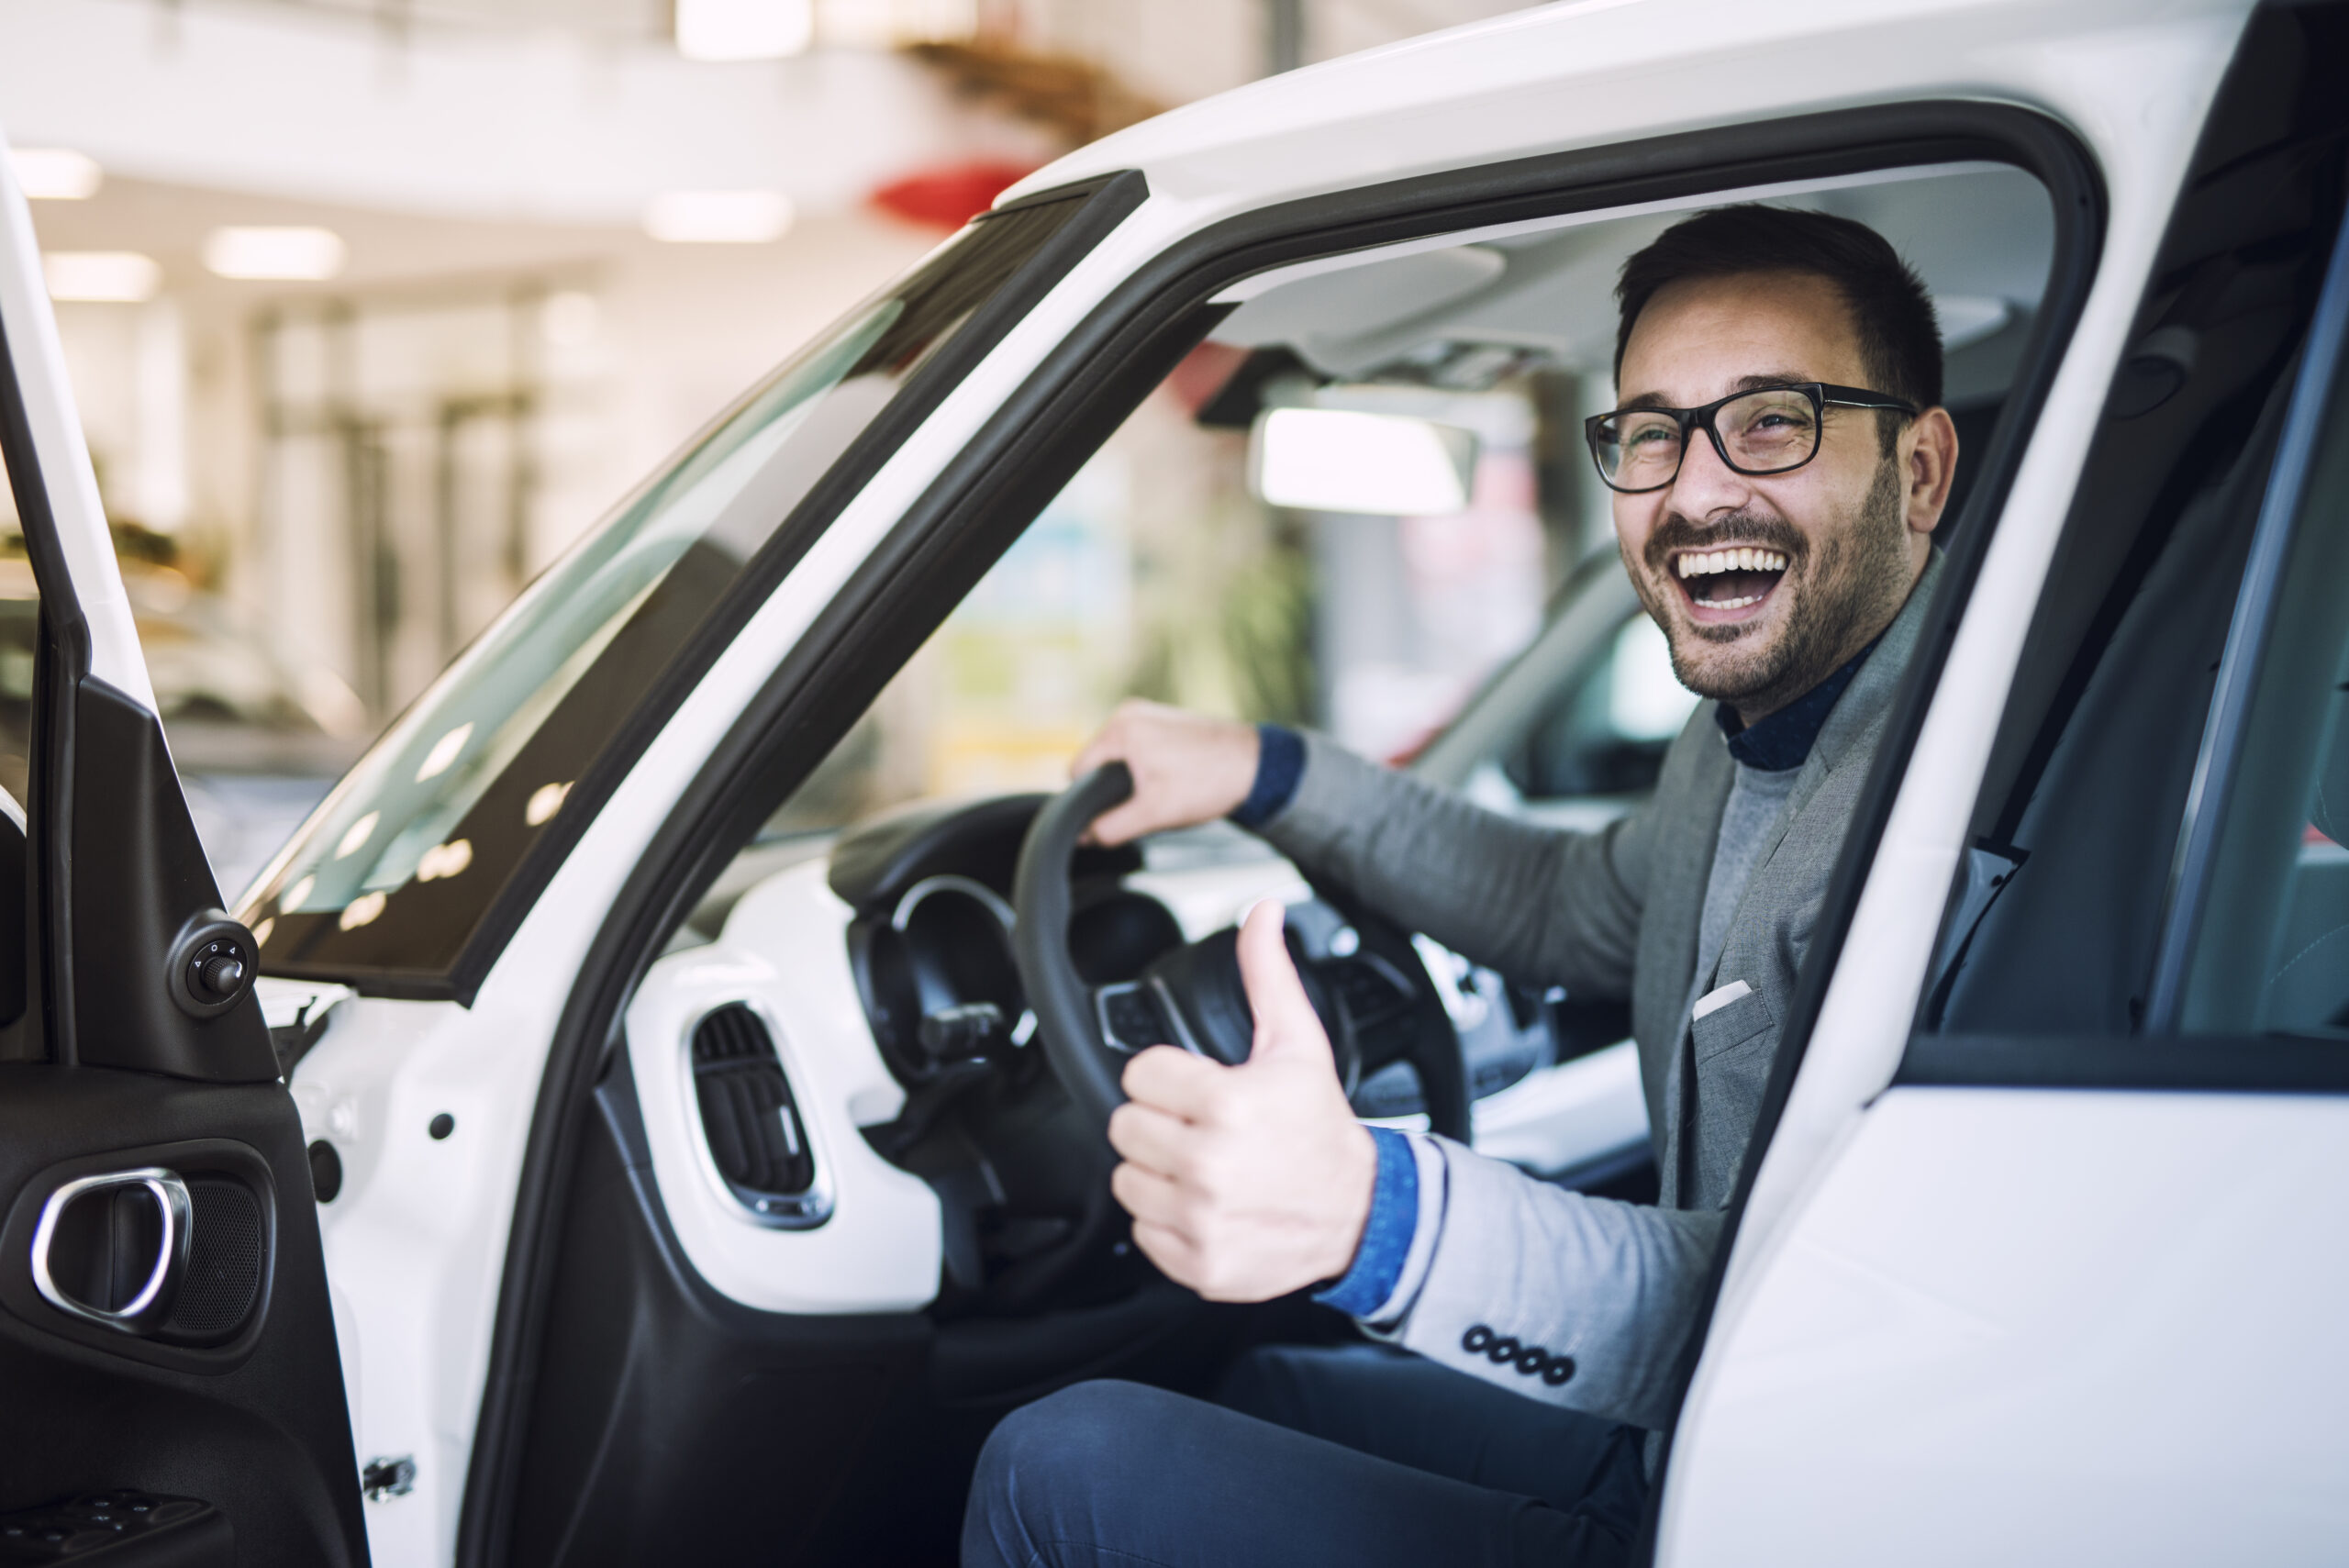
[1673,546,1788,622]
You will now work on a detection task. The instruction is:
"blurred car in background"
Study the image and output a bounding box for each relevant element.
[0,548,367,895]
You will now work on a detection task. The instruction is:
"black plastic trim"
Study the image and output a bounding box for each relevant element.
[0,1137,279,1368]
[268,170,1150,1006]
[1897,1035,2349,1093]
[464,100,2108,1567]
[2144,185,2349,1028]
[0,311,91,1067]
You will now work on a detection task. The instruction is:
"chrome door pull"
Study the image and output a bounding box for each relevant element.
[29,1168,195,1333]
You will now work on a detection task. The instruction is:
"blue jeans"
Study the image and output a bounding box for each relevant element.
[962,1343,1647,1567]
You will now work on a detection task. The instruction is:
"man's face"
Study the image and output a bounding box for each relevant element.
[1611,271,1950,720]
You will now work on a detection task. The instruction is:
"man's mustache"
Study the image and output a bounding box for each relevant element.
[1641,512,1806,575]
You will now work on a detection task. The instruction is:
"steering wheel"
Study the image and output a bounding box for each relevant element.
[1012,763,1473,1143]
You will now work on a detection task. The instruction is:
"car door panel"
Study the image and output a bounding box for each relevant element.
[1668,1083,2349,1564]
[0,130,367,1562]
[1664,10,2349,1558]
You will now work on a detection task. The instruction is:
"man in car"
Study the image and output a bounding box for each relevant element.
[963,205,1960,1567]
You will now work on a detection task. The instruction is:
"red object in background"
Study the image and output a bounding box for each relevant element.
[1165,341,1250,415]
[871,161,1041,228]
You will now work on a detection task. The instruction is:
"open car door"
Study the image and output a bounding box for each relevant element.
[0,137,366,1562]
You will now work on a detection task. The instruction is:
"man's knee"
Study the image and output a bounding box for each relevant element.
[966,1380,1169,1564]
[1213,1343,1315,1427]
[979,1379,1157,1483]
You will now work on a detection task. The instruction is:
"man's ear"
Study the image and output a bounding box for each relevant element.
[1905,406,1960,536]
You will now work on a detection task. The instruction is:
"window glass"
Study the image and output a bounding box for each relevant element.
[246,198,1091,980]
[1505,613,1696,802]
[2175,357,2349,1036]
[1918,147,2343,1040]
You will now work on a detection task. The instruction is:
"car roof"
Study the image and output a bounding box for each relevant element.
[996,0,2253,220]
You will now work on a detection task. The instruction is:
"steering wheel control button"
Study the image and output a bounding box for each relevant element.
[1461,1324,1494,1354]
[1097,983,1174,1054]
[1542,1356,1577,1387]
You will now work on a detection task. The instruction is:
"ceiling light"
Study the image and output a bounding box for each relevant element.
[414,721,474,783]
[203,226,347,282]
[525,781,573,827]
[42,251,161,304]
[676,0,813,61]
[12,149,103,201]
[642,190,794,244]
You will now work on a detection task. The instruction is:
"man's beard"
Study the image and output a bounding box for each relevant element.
[1627,457,1910,717]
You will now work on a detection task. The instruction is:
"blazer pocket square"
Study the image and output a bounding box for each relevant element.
[1691,982,1774,1063]
[1692,980,1752,1020]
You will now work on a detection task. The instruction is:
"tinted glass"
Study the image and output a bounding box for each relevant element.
[1918,96,2346,1041]
[2174,350,2349,1035]
[244,198,1091,981]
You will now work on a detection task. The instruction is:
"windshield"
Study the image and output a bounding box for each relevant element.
[245,192,1102,988]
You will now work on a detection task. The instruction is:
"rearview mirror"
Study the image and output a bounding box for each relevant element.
[1248,407,1478,515]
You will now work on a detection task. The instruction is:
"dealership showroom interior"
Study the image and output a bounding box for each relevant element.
[0,0,2345,1563]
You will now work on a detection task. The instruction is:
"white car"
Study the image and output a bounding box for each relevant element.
[3,0,2344,1562]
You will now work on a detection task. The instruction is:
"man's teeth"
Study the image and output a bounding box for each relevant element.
[1704,593,1765,609]
[1675,548,1789,579]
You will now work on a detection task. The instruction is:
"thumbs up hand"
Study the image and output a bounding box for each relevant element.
[1107,900,1378,1301]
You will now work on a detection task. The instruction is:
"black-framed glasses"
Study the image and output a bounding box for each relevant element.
[1584,383,1918,494]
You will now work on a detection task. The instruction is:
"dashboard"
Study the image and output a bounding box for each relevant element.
[623,793,1652,1326]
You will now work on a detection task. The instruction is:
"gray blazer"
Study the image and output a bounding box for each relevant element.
[1259,556,1940,1431]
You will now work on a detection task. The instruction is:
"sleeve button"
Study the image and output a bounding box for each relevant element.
[1486,1335,1520,1365]
[1513,1344,1548,1375]
[1462,1325,1494,1354]
[1542,1356,1576,1386]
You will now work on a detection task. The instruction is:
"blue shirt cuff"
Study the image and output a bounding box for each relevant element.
[1312,1127,1418,1318]
[1230,724,1305,828]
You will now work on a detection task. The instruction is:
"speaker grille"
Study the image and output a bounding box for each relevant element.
[164,1176,265,1340]
[690,1006,815,1201]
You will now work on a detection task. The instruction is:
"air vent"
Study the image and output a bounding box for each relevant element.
[689,1005,829,1228]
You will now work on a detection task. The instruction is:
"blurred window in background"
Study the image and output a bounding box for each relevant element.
[0,345,366,896]
[1503,613,1695,804]
[2171,378,2349,1038]
[0,438,31,815]
[246,200,1086,984]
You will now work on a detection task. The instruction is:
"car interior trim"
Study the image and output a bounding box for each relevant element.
[1897,1033,2349,1094]
[2144,198,2349,1030]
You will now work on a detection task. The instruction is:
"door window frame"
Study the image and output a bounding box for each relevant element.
[2145,203,2349,1035]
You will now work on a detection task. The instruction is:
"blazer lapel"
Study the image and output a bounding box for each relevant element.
[1642,713,1731,1207]
[1715,550,1947,956]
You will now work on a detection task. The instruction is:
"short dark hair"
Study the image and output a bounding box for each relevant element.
[1613,206,1943,446]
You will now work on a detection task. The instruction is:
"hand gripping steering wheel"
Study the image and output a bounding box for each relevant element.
[1012,763,1473,1142]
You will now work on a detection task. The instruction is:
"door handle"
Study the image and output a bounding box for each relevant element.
[29,1168,195,1334]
